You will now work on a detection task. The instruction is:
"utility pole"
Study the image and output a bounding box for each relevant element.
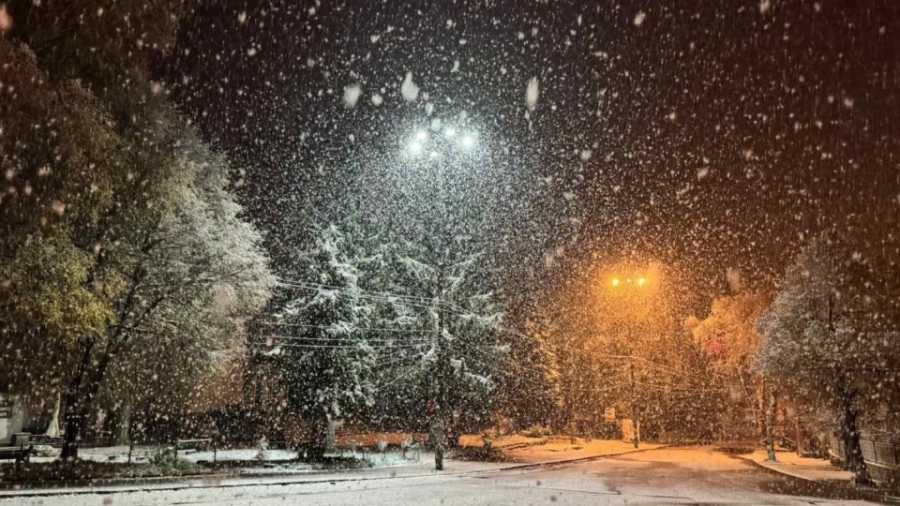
[630,356,640,448]
[626,323,640,449]
[431,260,447,472]
[434,305,445,471]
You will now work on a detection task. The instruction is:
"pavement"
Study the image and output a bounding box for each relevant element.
[0,446,887,505]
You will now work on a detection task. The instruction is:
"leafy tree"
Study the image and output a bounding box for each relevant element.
[0,37,132,446]
[2,0,185,458]
[97,131,275,444]
[1,28,274,458]
[757,238,900,483]
[689,290,771,438]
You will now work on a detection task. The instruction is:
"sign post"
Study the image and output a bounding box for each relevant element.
[0,401,12,419]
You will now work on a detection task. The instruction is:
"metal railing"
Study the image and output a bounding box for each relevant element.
[831,433,900,486]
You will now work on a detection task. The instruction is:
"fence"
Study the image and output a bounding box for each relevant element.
[831,433,900,487]
[860,438,900,486]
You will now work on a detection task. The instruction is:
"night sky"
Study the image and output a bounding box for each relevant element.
[160,0,900,318]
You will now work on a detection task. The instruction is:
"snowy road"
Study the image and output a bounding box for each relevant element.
[3,447,878,506]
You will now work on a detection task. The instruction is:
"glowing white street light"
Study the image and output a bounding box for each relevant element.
[403,123,481,158]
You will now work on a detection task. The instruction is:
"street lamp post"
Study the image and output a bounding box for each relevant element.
[610,276,648,448]
[405,123,479,471]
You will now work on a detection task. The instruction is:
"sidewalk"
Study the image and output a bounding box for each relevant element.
[506,438,664,464]
[458,434,547,450]
[738,449,900,504]
[740,449,853,482]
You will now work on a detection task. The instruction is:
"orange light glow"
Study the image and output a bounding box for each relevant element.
[637,277,646,287]
[611,278,621,287]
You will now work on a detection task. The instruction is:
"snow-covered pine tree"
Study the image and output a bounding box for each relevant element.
[351,232,427,430]
[275,224,376,460]
[389,240,505,447]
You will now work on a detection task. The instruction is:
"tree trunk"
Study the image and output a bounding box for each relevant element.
[757,379,767,442]
[60,342,94,461]
[430,418,445,471]
[60,404,80,460]
[305,410,329,462]
[61,343,114,461]
[839,394,870,485]
[765,385,778,462]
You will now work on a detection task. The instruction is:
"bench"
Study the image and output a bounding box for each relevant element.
[11,433,31,446]
[28,434,63,447]
[0,445,33,464]
[176,438,212,452]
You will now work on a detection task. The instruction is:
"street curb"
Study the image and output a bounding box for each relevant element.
[0,471,239,493]
[734,455,900,505]
[733,454,839,482]
[0,444,666,499]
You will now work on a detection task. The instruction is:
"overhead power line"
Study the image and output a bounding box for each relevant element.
[276,279,442,306]
[275,278,471,315]
[261,334,430,343]
[259,322,426,333]
[277,277,437,302]
[253,341,427,350]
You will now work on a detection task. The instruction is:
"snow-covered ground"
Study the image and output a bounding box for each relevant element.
[0,447,878,505]
[19,445,302,465]
[4,444,426,479]
[457,434,546,449]
[505,438,661,463]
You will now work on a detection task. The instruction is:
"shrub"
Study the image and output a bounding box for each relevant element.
[147,448,198,476]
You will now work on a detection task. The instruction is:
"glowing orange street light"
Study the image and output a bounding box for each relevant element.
[607,271,650,449]
[610,277,647,288]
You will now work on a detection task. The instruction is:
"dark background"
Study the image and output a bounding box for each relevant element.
[159,0,900,320]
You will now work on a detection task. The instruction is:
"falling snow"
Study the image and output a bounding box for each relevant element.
[526,77,539,110]
[343,84,362,108]
[401,72,419,102]
[1,1,899,498]
[634,11,646,27]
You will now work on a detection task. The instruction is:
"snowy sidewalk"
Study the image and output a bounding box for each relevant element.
[458,434,546,449]
[738,449,900,504]
[505,438,664,464]
[740,449,853,483]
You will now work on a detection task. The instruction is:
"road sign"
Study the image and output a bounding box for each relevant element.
[0,401,12,419]
[604,407,616,422]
